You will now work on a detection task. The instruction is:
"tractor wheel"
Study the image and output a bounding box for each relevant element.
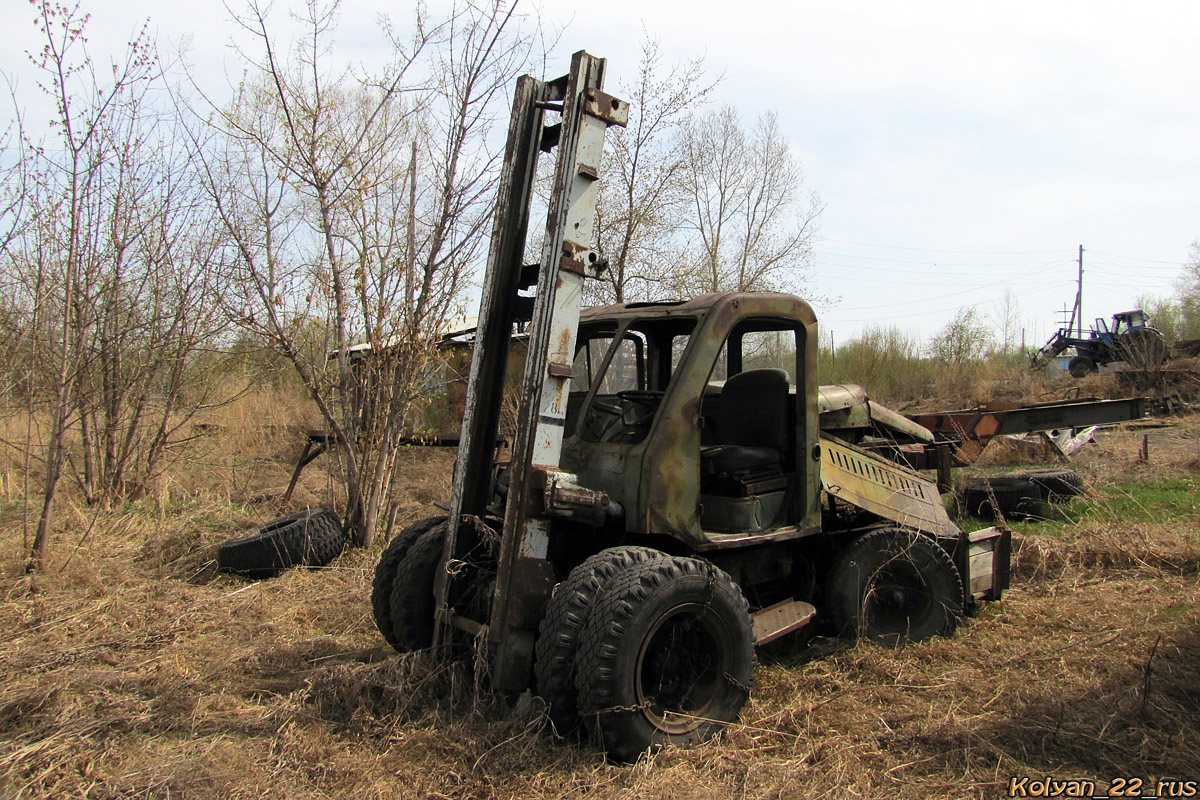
[535,546,668,738]
[1014,469,1086,501]
[962,476,1044,521]
[217,507,344,579]
[827,528,963,647]
[387,524,447,652]
[372,515,447,651]
[1067,355,1095,378]
[574,556,755,763]
[1119,328,1168,369]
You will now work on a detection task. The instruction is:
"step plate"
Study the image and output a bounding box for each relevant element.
[753,599,817,645]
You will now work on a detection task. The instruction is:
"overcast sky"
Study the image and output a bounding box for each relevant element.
[3,0,1197,347]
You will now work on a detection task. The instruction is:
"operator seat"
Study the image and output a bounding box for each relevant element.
[708,368,789,477]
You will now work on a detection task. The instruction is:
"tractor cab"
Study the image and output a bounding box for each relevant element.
[559,292,821,550]
[1112,309,1149,333]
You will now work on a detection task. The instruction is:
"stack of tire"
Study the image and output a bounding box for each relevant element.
[217,507,346,579]
[962,469,1086,521]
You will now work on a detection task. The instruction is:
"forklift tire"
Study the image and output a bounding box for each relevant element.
[1014,469,1086,501]
[1068,355,1095,378]
[962,477,1044,520]
[574,556,755,763]
[387,524,447,652]
[217,507,344,579]
[534,546,668,738]
[827,528,963,648]
[372,515,447,651]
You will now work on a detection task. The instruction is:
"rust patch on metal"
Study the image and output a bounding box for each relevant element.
[583,89,629,126]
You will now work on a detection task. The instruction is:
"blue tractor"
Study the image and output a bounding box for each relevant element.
[1031,309,1168,378]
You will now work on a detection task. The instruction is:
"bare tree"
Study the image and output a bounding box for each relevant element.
[2,1,230,570]
[197,0,537,547]
[676,106,823,296]
[1175,241,1200,339]
[19,0,160,570]
[70,101,228,504]
[590,37,716,304]
[989,289,1022,359]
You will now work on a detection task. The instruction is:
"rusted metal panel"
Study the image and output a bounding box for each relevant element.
[820,433,960,539]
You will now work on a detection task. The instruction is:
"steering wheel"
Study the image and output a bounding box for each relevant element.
[582,392,663,443]
[583,397,625,441]
[616,389,664,407]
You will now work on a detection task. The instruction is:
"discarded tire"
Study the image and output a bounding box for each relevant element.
[372,515,447,651]
[962,476,1045,521]
[535,546,667,738]
[387,523,447,652]
[1014,469,1086,501]
[574,556,755,763]
[217,507,344,579]
[827,527,963,647]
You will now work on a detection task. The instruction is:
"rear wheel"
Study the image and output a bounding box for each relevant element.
[535,546,667,738]
[574,556,755,763]
[827,528,963,647]
[1119,328,1168,369]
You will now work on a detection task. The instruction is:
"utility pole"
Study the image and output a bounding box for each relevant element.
[1076,245,1084,338]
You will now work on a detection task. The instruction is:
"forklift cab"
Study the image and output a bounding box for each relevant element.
[560,293,821,549]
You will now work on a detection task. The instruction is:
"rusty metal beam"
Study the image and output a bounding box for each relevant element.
[907,396,1146,467]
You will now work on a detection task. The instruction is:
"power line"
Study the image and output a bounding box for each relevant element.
[814,253,1072,271]
[831,274,1067,313]
[1086,253,1187,273]
[826,285,1062,322]
[1088,249,1189,266]
[822,238,1065,256]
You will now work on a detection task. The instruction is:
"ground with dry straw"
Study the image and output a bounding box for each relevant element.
[0,390,1197,799]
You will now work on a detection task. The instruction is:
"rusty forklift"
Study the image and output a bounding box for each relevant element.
[371,51,1010,762]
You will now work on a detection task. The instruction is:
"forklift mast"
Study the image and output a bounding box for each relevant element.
[432,52,627,691]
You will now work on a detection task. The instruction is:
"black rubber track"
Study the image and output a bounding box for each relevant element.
[217,507,344,579]
[534,546,667,738]
[1013,469,1086,501]
[574,556,755,763]
[826,527,963,647]
[388,524,447,652]
[962,476,1045,521]
[372,515,447,651]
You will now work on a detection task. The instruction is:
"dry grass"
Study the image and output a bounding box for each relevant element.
[1,396,1198,799]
